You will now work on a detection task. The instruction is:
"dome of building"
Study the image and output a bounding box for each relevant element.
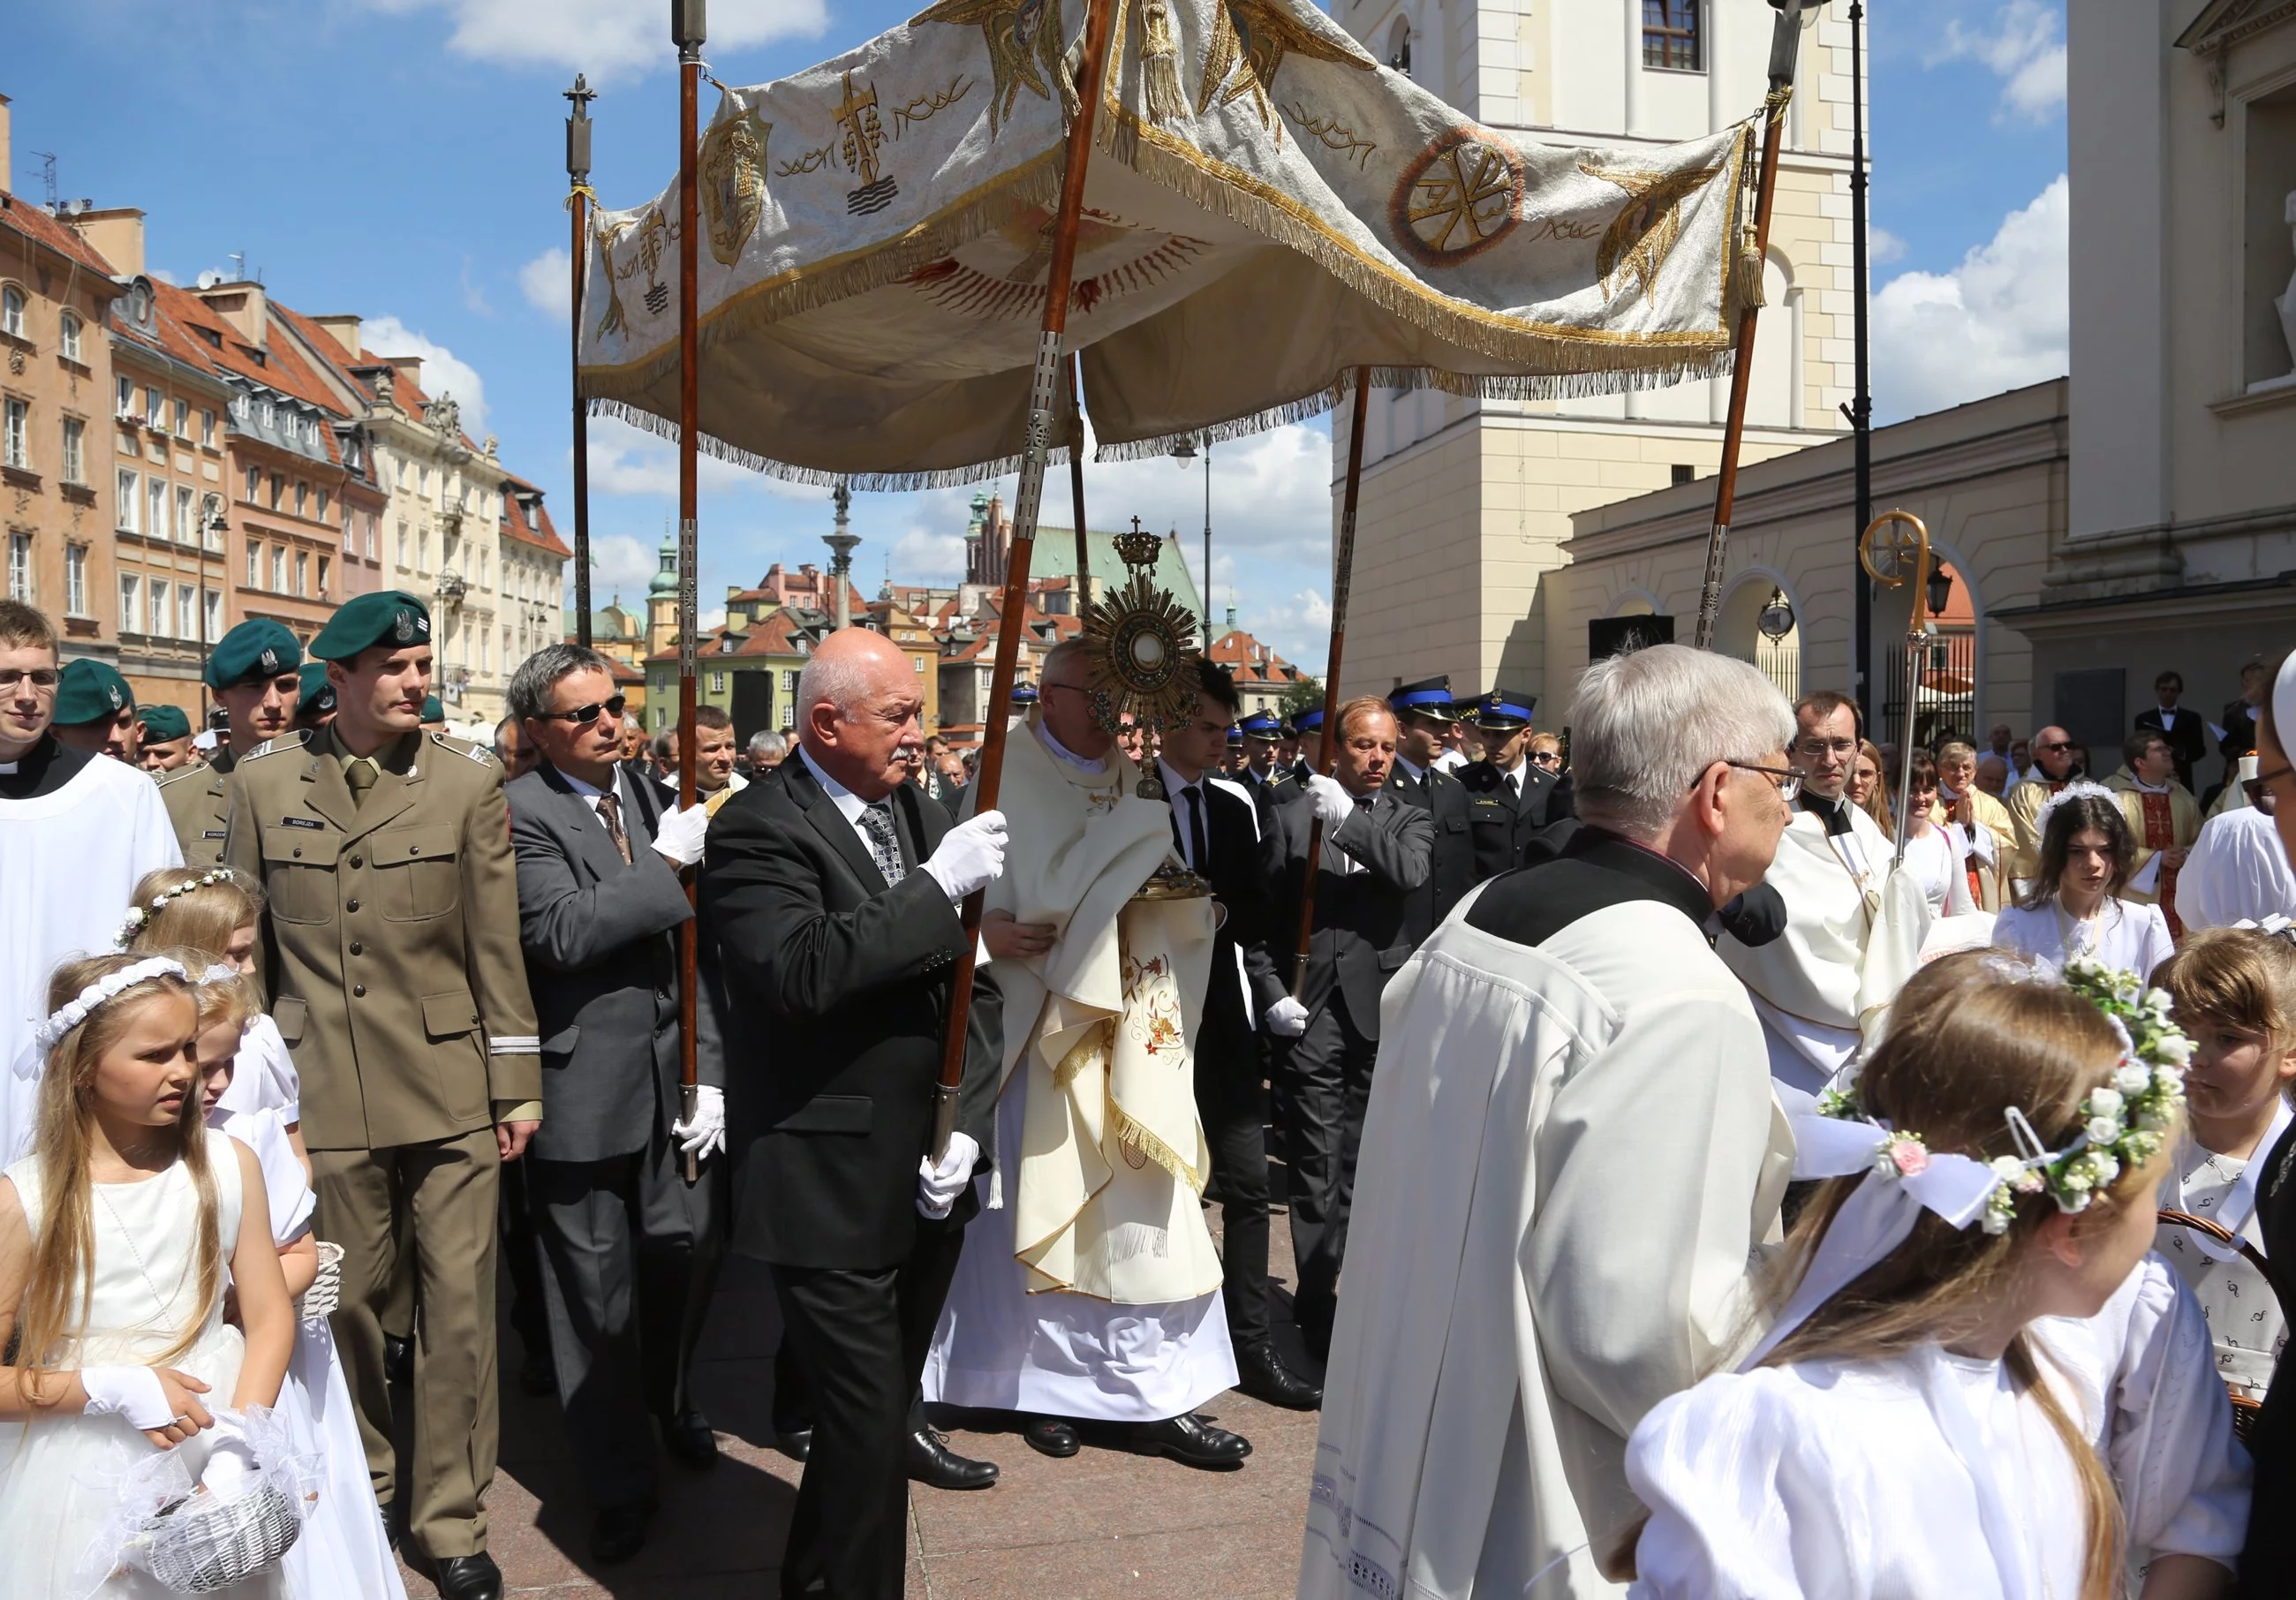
[646,534,678,599]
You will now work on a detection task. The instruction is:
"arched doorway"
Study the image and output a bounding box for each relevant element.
[1714,571,1802,701]
[1870,543,1982,751]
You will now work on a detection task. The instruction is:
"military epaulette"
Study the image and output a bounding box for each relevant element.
[244,731,313,762]
[432,732,499,768]
[154,762,214,789]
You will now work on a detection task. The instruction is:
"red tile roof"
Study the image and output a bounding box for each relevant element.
[502,489,570,559]
[0,192,120,276]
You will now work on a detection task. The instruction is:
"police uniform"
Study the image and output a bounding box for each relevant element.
[221,591,540,1575]
[165,620,306,866]
[1385,675,1475,942]
[1454,688,1560,879]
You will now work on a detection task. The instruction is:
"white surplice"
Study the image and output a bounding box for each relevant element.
[1,750,180,1164]
[1992,896,2176,981]
[1720,799,1930,1098]
[2179,806,2296,931]
[1300,857,1793,1600]
[1628,1256,2249,1598]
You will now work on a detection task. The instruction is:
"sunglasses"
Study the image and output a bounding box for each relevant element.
[533,694,628,727]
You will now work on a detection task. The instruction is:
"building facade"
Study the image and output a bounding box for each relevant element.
[1331,0,1860,706]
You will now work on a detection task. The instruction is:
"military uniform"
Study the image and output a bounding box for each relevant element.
[174,618,309,865]
[1452,688,1560,880]
[1386,676,1475,943]
[159,750,233,865]
[222,592,539,1572]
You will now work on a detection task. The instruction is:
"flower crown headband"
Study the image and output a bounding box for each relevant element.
[2031,779,2118,842]
[1810,955,2188,1234]
[111,869,241,951]
[28,957,191,1059]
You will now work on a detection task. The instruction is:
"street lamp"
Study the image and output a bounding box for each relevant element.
[1757,586,1796,642]
[1927,563,1953,623]
[822,479,861,630]
[1171,434,1209,639]
[202,504,228,728]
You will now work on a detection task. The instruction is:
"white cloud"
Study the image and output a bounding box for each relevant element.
[1871,174,2066,423]
[363,314,488,434]
[585,533,659,600]
[519,247,571,323]
[585,415,828,500]
[1931,1,2066,123]
[1869,226,1908,267]
[893,530,967,584]
[351,0,828,79]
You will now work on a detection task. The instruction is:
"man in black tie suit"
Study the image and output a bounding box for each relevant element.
[1455,688,1563,879]
[1265,697,1433,1356]
[1385,675,1476,943]
[1155,667,1322,1410]
[504,646,728,1566]
[2132,669,2209,793]
[699,628,1008,1600]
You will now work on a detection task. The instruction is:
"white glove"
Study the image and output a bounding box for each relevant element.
[922,811,1008,902]
[298,1240,344,1322]
[917,1130,981,1219]
[653,803,712,868]
[1264,996,1310,1038]
[197,1411,258,1500]
[79,1365,174,1430]
[1305,773,1353,830]
[674,1083,726,1161]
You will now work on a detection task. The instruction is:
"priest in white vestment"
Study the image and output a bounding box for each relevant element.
[1718,691,1929,1103]
[0,603,182,1163]
[925,641,1248,1468]
[1299,645,1798,1600]
[2180,802,2296,930]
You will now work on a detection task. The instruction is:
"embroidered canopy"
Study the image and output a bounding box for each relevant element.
[578,0,1764,487]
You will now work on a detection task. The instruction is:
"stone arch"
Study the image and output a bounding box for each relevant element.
[1712,565,1805,701]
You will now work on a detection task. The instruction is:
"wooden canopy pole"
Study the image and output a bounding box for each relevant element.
[1692,0,1805,650]
[930,0,1122,1159]
[566,74,598,646]
[1288,374,1371,1000]
[1068,353,1092,604]
[673,0,705,1183]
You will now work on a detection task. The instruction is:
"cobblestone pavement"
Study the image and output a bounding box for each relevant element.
[394,1198,1318,1597]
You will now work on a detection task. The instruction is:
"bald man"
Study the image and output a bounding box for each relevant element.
[2005,723,2085,883]
[699,626,1009,1600]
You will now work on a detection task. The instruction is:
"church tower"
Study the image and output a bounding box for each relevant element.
[645,529,680,658]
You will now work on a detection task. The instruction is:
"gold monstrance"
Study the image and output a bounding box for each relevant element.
[1080,518,1211,901]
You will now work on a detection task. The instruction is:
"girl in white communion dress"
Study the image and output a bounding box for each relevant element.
[1627,954,2250,1600]
[0,954,295,1599]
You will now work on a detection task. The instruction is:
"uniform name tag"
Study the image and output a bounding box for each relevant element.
[202,830,227,840]
[281,816,324,830]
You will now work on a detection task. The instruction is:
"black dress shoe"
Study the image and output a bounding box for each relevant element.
[661,1408,719,1469]
[1022,1415,1080,1458]
[518,1343,555,1397]
[383,1332,415,1386]
[774,1418,813,1461]
[1127,1413,1250,1470]
[1234,1342,1322,1410]
[589,1499,656,1565]
[905,1428,1000,1490]
[431,1551,504,1600]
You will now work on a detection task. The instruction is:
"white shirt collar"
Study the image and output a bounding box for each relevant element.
[2156,705,2179,723]
[1159,757,1207,798]
[2134,776,2174,795]
[1394,755,1426,783]
[1038,720,1109,775]
[799,744,873,825]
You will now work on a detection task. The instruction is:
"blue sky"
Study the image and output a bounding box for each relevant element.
[8,0,2067,668]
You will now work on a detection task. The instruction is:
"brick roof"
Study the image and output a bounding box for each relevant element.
[0,192,120,276]
[501,484,571,559]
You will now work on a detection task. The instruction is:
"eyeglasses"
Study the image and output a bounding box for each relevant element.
[1709,759,1808,802]
[0,668,60,691]
[2035,739,2076,753]
[1528,750,1562,767]
[2257,763,2295,796]
[533,693,627,727]
[1792,737,1857,759]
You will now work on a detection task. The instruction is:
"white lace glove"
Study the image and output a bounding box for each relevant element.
[674,1083,726,1161]
[917,1131,980,1219]
[197,1411,258,1500]
[1305,773,1353,830]
[298,1240,344,1322]
[921,811,1008,902]
[653,803,712,868]
[79,1365,174,1429]
[1263,996,1310,1038]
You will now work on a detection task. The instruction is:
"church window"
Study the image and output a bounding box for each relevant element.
[1386,18,1411,77]
[1643,0,1702,72]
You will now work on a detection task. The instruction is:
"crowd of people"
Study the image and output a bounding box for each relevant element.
[7,579,2296,1598]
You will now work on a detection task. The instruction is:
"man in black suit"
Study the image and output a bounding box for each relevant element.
[1385,675,1476,942]
[700,628,1008,1600]
[1266,697,1433,1357]
[503,645,727,1565]
[2134,669,2209,792]
[1455,688,1559,879]
[1155,667,1322,1410]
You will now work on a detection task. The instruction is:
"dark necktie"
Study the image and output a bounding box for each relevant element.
[595,791,633,864]
[858,799,905,887]
[1181,784,1208,872]
[1505,771,1520,803]
[344,757,378,810]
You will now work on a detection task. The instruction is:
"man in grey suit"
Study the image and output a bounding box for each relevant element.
[502,645,726,1566]
[1264,696,1433,1358]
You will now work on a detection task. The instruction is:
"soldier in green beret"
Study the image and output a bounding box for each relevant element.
[157,617,306,866]
[50,659,139,763]
[222,587,540,1598]
[135,702,198,773]
[296,660,337,731]
[420,692,447,734]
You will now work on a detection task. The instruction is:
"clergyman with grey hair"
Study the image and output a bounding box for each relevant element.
[1300,643,1798,1600]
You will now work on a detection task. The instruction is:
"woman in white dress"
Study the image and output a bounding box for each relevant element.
[2153,927,2296,1403]
[194,973,406,1600]
[1628,955,2247,1600]
[1897,752,1978,917]
[0,955,295,1599]
[1994,782,2177,979]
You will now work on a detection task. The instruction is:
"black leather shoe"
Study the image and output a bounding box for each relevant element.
[661,1408,719,1469]
[1235,1342,1322,1410]
[589,1499,655,1565]
[383,1332,415,1386]
[774,1417,813,1461]
[518,1343,555,1398]
[1128,1413,1251,1470]
[1022,1415,1080,1458]
[431,1551,504,1600]
[906,1428,999,1490]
